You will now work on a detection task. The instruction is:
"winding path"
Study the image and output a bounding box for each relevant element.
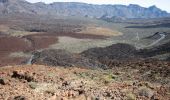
[136,33,166,49]
[146,33,166,47]
[27,55,34,65]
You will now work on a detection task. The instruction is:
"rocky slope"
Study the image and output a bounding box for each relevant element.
[0,0,169,18]
[32,49,106,69]
[81,43,139,61]
[31,43,170,68]
[0,64,169,100]
[81,42,170,61]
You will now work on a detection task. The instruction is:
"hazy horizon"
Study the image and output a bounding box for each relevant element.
[26,0,170,13]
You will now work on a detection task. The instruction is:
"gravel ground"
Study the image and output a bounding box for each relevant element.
[0,65,169,100]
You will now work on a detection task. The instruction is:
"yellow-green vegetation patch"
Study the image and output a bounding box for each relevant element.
[74,71,99,81]
[102,73,118,84]
[29,82,38,89]
[74,69,118,84]
[47,72,58,78]
[9,30,40,37]
[126,92,136,100]
[9,52,31,58]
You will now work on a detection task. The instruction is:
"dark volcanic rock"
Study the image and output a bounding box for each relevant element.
[137,41,170,58]
[14,96,27,100]
[32,49,106,69]
[144,32,162,40]
[11,71,36,82]
[0,78,6,85]
[30,43,170,70]
[81,42,170,62]
[126,23,170,28]
[81,43,139,61]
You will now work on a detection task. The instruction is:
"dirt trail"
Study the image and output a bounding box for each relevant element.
[147,33,165,47]
[27,55,34,65]
[136,33,166,49]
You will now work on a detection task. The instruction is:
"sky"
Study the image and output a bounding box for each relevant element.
[26,0,170,12]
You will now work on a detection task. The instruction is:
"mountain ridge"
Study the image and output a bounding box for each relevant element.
[0,0,170,19]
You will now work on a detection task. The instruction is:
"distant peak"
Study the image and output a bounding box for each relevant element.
[129,4,140,7]
[0,0,8,3]
[0,0,27,3]
[36,2,45,4]
[150,5,157,8]
[149,5,158,9]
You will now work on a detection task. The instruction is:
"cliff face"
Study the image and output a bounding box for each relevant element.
[0,0,35,14]
[0,0,169,18]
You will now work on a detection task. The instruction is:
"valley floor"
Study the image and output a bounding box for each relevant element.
[0,15,170,100]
